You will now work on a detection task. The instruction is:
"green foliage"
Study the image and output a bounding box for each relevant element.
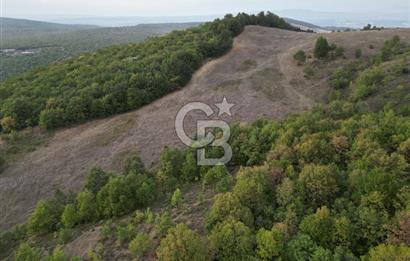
[14,244,42,261]
[293,50,306,64]
[57,228,74,244]
[181,151,200,182]
[208,219,255,261]
[297,164,341,209]
[256,227,285,259]
[156,223,208,261]
[122,153,145,175]
[27,199,64,235]
[285,233,319,261]
[365,244,410,260]
[299,207,334,249]
[45,246,69,261]
[83,167,111,195]
[76,189,98,223]
[61,203,78,228]
[97,173,155,218]
[129,232,152,258]
[0,12,296,131]
[155,212,175,237]
[171,188,183,207]
[314,37,330,59]
[116,223,136,245]
[329,62,359,89]
[202,165,231,192]
[205,192,254,231]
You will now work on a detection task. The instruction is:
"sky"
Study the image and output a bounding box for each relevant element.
[1,0,409,18]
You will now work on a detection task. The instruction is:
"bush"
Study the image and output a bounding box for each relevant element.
[314,37,330,59]
[76,190,98,223]
[156,224,208,261]
[57,228,74,244]
[354,84,375,100]
[132,210,145,225]
[129,232,152,258]
[116,224,136,245]
[293,50,306,64]
[0,116,16,133]
[14,244,42,261]
[365,244,410,260]
[208,219,255,261]
[155,212,175,237]
[335,47,345,57]
[329,62,358,89]
[181,151,200,182]
[123,153,145,175]
[44,246,69,261]
[171,188,183,207]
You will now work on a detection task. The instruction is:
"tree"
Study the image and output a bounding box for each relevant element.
[256,226,285,259]
[122,153,145,175]
[76,190,98,223]
[365,244,410,260]
[314,37,330,59]
[203,165,231,192]
[205,192,254,231]
[181,151,199,182]
[84,167,111,195]
[298,164,341,208]
[208,219,255,261]
[156,224,208,261]
[285,233,319,261]
[27,200,62,235]
[61,204,78,229]
[299,206,335,248]
[129,232,152,258]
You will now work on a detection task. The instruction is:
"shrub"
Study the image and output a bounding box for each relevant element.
[329,62,358,89]
[116,224,136,245]
[335,47,345,57]
[299,207,335,248]
[314,37,330,59]
[100,220,114,240]
[14,244,42,261]
[57,228,74,244]
[208,219,255,261]
[129,232,152,258]
[132,210,145,225]
[354,84,375,100]
[156,224,208,261]
[304,66,315,78]
[293,50,306,64]
[44,246,69,261]
[123,153,145,175]
[0,116,16,133]
[155,212,175,237]
[39,108,65,129]
[171,188,183,207]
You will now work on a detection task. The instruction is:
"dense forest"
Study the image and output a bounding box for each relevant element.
[1,34,409,260]
[0,12,297,132]
[0,22,199,80]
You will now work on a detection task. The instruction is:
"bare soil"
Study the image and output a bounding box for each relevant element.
[1,26,409,230]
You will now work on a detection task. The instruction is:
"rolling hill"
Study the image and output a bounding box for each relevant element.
[0,18,199,80]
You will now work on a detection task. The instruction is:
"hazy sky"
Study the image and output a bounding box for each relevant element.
[2,0,409,18]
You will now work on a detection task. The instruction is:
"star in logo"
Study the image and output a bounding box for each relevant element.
[215,96,234,117]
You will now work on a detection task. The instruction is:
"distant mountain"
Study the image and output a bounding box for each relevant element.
[47,15,221,27]
[0,17,98,37]
[275,9,410,28]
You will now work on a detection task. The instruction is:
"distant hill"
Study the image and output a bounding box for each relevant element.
[0,20,200,80]
[0,17,98,37]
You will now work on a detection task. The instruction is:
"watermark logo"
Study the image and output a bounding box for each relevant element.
[175,97,234,166]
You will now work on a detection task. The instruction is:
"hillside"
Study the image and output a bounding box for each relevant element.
[0,17,97,37]
[1,24,409,234]
[0,21,199,80]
